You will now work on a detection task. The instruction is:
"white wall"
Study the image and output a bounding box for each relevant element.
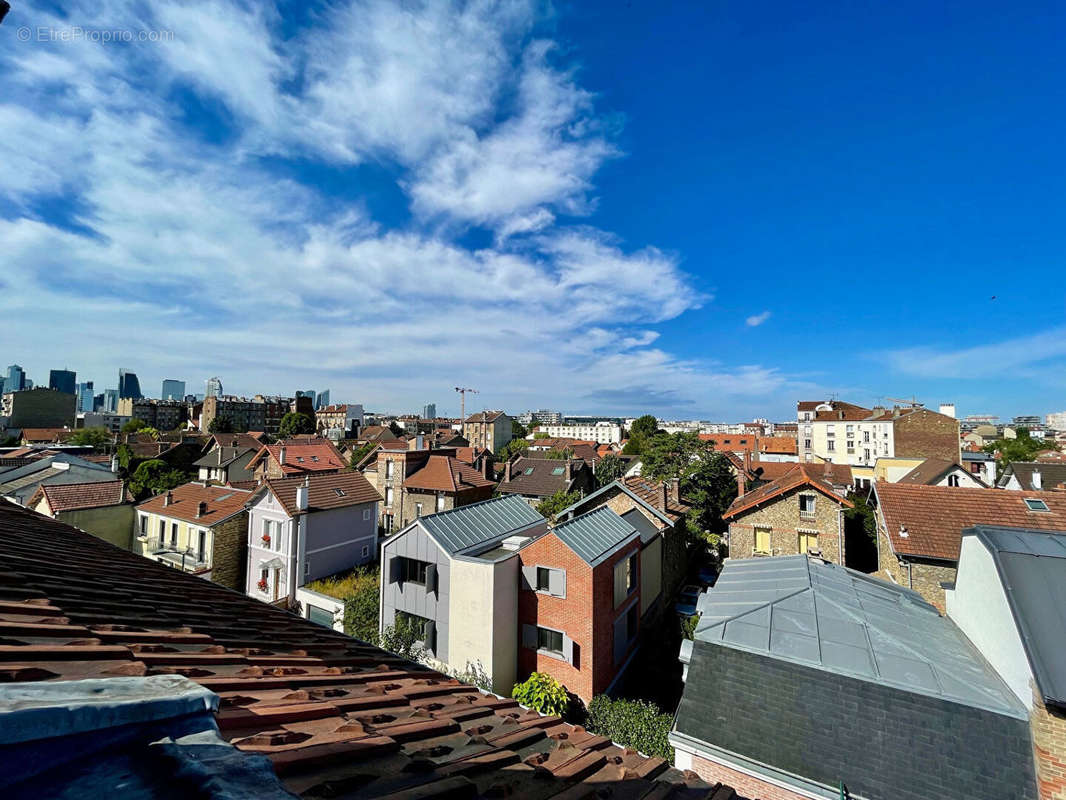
[945,535,1033,709]
[295,586,345,632]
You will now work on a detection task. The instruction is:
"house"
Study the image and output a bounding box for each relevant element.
[206,431,265,452]
[997,461,1066,492]
[19,427,75,445]
[748,458,852,495]
[496,456,595,507]
[0,499,728,800]
[723,464,853,565]
[245,437,347,480]
[671,555,1035,800]
[962,449,997,484]
[362,446,496,534]
[28,479,134,550]
[379,495,548,694]
[0,453,117,506]
[244,472,381,605]
[462,410,513,454]
[133,482,252,589]
[874,483,1066,610]
[192,445,257,485]
[893,457,987,487]
[557,475,692,614]
[517,507,644,702]
[946,526,1066,800]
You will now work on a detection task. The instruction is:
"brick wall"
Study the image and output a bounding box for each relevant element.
[601,490,687,600]
[727,487,844,565]
[210,511,249,590]
[1032,682,1066,800]
[894,409,961,463]
[688,754,813,800]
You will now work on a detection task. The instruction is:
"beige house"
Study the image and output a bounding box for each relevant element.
[462,410,512,454]
[29,480,134,551]
[723,465,853,565]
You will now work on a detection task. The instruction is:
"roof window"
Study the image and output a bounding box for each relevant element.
[524,467,535,475]
[551,467,565,476]
[1025,498,1050,512]
[333,488,346,497]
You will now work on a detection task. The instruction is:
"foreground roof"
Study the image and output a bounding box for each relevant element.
[29,480,131,513]
[0,500,730,798]
[256,472,381,516]
[417,494,545,555]
[552,508,640,566]
[694,556,1024,717]
[135,482,252,526]
[876,483,1066,560]
[966,526,1066,709]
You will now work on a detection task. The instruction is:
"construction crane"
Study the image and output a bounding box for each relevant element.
[454,387,479,422]
[885,396,923,408]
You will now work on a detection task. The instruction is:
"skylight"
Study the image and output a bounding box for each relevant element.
[333,488,346,497]
[1025,498,1050,512]
[524,467,535,475]
[551,467,565,475]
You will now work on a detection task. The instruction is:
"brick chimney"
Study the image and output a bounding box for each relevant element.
[669,479,680,505]
[736,470,746,497]
[481,453,492,480]
[505,458,513,482]
[743,450,752,474]
[661,481,669,510]
[564,460,572,482]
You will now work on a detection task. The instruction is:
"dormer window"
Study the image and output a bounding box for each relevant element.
[333,488,346,497]
[1025,498,1050,512]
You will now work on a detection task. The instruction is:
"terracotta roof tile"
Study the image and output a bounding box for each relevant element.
[621,476,691,522]
[257,472,381,516]
[724,465,853,519]
[248,439,347,475]
[402,455,494,493]
[876,484,1066,561]
[29,480,131,513]
[136,482,253,526]
[0,499,736,798]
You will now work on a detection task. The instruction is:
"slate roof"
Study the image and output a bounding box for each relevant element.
[192,445,255,469]
[403,455,495,493]
[724,465,852,519]
[553,508,640,566]
[497,457,592,499]
[693,556,1024,717]
[876,483,1066,561]
[29,480,132,513]
[418,494,545,556]
[0,499,734,799]
[966,526,1066,709]
[255,472,381,516]
[998,461,1066,491]
[135,483,252,526]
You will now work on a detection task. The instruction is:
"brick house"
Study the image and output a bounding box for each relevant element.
[874,483,1066,611]
[946,526,1066,800]
[133,482,253,589]
[723,465,853,565]
[557,475,692,618]
[517,508,643,703]
[496,456,595,507]
[245,437,347,480]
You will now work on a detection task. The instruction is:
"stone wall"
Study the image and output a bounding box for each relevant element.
[727,486,844,565]
[1032,683,1066,800]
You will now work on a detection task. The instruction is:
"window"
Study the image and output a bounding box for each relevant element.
[311,456,319,462]
[361,545,369,558]
[846,425,854,433]
[536,567,551,591]
[158,519,165,543]
[402,558,430,584]
[524,467,535,475]
[827,440,835,452]
[385,460,394,479]
[804,439,812,450]
[799,495,816,516]
[197,530,206,562]
[363,508,371,520]
[537,626,564,655]
[947,474,960,487]
[626,552,638,594]
[551,467,565,476]
[1025,498,1050,512]
[864,448,871,461]
[139,515,147,535]
[826,426,834,437]
[304,560,310,576]
[863,431,870,443]
[170,522,178,547]
[385,487,394,507]
[396,610,431,640]
[436,494,445,512]
[798,531,818,553]
[333,487,345,497]
[415,502,423,517]
[754,526,771,554]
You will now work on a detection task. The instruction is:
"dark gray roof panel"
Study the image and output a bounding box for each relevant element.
[418,494,544,555]
[620,508,661,544]
[553,507,639,566]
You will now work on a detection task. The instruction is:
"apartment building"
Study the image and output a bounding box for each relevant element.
[1,387,77,428]
[116,397,185,431]
[462,410,513,454]
[535,421,623,444]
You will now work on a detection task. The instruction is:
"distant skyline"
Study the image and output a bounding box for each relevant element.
[3,1,1066,419]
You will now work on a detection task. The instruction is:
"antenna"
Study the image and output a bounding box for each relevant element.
[454,387,479,422]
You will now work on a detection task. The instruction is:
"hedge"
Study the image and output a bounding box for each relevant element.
[585,695,674,760]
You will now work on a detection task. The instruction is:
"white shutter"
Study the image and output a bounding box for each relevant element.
[520,566,536,591]
[563,634,574,666]
[549,569,566,598]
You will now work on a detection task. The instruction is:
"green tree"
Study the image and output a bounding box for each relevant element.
[497,438,529,462]
[545,447,573,460]
[378,616,426,661]
[129,459,187,499]
[629,414,660,439]
[512,419,530,439]
[279,412,316,438]
[512,672,569,716]
[532,431,551,439]
[594,453,626,488]
[345,441,377,470]
[137,426,161,441]
[68,427,113,450]
[121,418,148,434]
[536,490,580,522]
[207,416,233,434]
[984,431,1059,475]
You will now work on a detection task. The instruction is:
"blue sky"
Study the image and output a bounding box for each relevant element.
[2,0,1064,420]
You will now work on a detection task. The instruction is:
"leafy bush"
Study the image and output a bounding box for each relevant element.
[536,490,580,522]
[306,565,380,642]
[378,617,425,661]
[680,614,698,640]
[512,672,569,716]
[585,696,674,760]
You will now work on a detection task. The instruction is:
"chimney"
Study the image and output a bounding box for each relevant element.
[823,459,832,479]
[1032,468,1042,491]
[736,470,746,497]
[278,446,286,465]
[218,448,223,465]
[743,450,752,474]
[296,476,310,511]
[416,434,424,451]
[505,459,513,482]
[669,479,680,505]
[481,454,492,480]
[110,455,119,473]
[196,501,207,518]
[564,460,572,482]
[661,481,669,509]
[164,491,173,507]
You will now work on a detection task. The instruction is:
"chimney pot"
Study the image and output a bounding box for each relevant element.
[1032,468,1042,490]
[279,446,286,465]
[164,491,172,506]
[196,500,207,518]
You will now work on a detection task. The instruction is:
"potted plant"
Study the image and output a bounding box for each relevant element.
[256,578,268,592]
[261,533,270,546]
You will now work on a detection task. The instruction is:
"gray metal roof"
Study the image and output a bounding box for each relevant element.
[694,555,1025,717]
[969,525,1066,709]
[553,507,639,566]
[418,494,544,555]
[621,508,661,545]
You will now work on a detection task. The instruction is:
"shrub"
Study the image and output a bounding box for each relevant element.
[680,614,698,640]
[512,672,569,716]
[585,696,674,760]
[305,565,380,642]
[449,660,492,692]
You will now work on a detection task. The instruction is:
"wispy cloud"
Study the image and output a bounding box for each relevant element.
[885,327,1066,379]
[745,310,771,327]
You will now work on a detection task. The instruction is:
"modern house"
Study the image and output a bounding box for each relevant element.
[244,472,381,605]
[997,461,1066,492]
[379,495,547,694]
[671,555,1036,800]
[28,480,134,550]
[496,456,595,508]
[133,483,253,589]
[517,507,644,702]
[245,437,347,480]
[874,483,1066,610]
[946,526,1066,800]
[723,465,853,565]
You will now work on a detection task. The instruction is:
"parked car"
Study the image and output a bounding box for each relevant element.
[675,584,701,617]
[696,564,718,586]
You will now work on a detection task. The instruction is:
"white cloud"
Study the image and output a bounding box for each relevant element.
[885,327,1066,379]
[745,310,771,327]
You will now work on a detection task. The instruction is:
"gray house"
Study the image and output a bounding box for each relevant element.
[379,494,547,694]
[0,454,116,506]
[671,555,1036,800]
[244,472,381,604]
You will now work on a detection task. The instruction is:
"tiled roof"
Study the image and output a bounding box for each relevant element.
[257,472,381,516]
[20,428,74,442]
[811,401,873,422]
[359,425,400,441]
[527,438,597,450]
[0,499,732,798]
[463,410,507,424]
[497,457,591,499]
[751,460,852,487]
[724,465,852,519]
[403,455,494,493]
[552,508,639,566]
[208,432,265,451]
[135,482,252,526]
[248,439,347,475]
[29,480,131,512]
[875,484,1066,561]
[622,476,691,523]
[418,495,545,555]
